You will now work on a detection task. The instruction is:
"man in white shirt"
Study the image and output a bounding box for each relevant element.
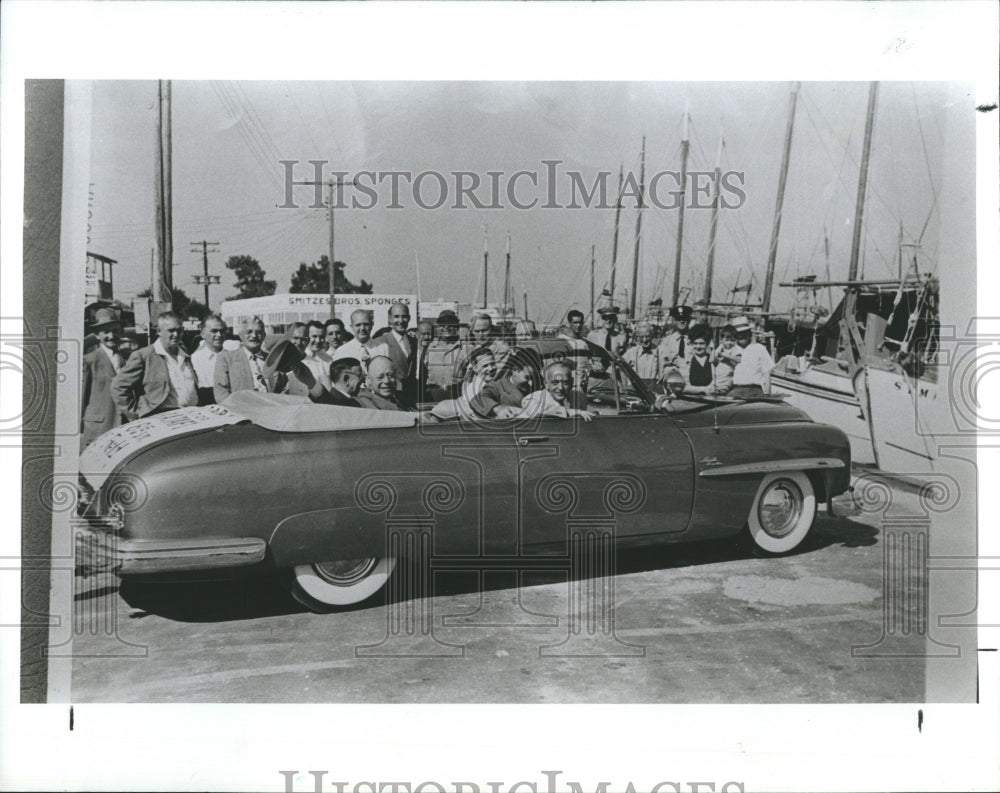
[301,320,333,392]
[519,361,593,421]
[622,321,668,382]
[111,311,199,420]
[190,314,226,404]
[559,309,594,391]
[728,315,775,398]
[332,309,374,367]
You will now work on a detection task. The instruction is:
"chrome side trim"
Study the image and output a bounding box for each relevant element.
[75,529,266,575]
[699,457,846,477]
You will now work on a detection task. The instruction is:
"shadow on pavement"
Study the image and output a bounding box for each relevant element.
[114,514,877,622]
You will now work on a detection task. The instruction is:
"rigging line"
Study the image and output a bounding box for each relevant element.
[314,83,347,164]
[911,84,941,246]
[800,90,906,231]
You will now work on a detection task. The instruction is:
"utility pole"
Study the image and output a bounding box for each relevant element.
[153,79,173,313]
[523,291,528,322]
[299,173,357,320]
[190,240,221,309]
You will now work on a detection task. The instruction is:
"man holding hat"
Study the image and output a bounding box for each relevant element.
[422,309,464,402]
[659,305,694,365]
[81,308,127,448]
[213,317,286,402]
[727,315,774,398]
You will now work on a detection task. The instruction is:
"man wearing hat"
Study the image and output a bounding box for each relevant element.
[81,308,127,448]
[112,311,199,420]
[422,309,464,402]
[659,305,694,365]
[586,307,625,355]
[727,315,774,397]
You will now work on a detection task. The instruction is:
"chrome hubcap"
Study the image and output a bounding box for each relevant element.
[758,480,803,538]
[312,558,378,586]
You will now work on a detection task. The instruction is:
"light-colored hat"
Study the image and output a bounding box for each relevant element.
[90,307,121,330]
[731,315,753,334]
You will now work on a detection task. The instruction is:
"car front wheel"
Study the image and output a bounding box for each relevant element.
[289,557,396,612]
[745,471,816,555]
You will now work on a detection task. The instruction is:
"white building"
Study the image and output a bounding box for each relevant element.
[220,293,416,334]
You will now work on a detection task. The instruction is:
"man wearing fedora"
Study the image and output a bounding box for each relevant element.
[111,311,199,421]
[422,309,465,402]
[81,308,127,448]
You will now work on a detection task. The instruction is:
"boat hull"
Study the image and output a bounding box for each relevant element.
[771,357,876,466]
[855,365,938,475]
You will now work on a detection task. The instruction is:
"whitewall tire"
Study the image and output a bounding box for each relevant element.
[289,557,396,612]
[745,471,816,555]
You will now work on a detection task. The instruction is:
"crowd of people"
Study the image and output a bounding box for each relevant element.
[80,300,774,449]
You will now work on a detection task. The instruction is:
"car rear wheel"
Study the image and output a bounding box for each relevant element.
[289,557,396,612]
[745,472,816,555]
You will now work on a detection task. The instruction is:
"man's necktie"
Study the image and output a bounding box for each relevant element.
[678,336,685,359]
[604,333,612,351]
[249,355,268,392]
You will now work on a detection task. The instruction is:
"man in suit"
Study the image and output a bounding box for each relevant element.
[470,349,535,420]
[366,301,418,404]
[586,308,626,355]
[213,316,284,403]
[355,355,408,411]
[314,357,364,407]
[81,308,126,448]
[111,311,199,421]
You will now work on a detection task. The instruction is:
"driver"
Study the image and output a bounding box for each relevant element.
[519,361,593,421]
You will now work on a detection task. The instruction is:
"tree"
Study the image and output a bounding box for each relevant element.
[224,254,276,300]
[289,255,373,295]
[136,287,209,320]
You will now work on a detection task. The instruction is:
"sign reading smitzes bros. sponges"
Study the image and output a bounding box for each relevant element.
[220,293,416,332]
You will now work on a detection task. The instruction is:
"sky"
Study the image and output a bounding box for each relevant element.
[87,80,970,325]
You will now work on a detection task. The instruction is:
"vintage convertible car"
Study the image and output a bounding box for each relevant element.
[76,339,856,612]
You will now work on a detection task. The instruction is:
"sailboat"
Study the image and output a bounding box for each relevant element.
[770,82,941,474]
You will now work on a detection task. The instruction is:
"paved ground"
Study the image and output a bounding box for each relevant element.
[69,478,927,703]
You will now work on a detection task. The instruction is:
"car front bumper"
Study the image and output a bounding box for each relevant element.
[74,524,267,576]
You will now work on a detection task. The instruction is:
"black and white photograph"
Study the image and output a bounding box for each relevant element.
[3,2,998,792]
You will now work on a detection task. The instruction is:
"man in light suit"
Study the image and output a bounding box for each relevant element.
[213,317,284,403]
[366,301,418,404]
[81,308,126,448]
[111,311,199,420]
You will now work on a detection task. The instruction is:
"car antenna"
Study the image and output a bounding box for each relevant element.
[713,404,720,434]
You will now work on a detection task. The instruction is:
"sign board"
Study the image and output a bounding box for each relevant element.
[418,301,459,322]
[132,300,150,334]
[220,293,415,332]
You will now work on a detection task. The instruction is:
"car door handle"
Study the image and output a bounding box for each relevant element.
[517,435,550,445]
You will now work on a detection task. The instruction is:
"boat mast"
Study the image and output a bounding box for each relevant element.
[848,82,878,283]
[704,127,724,306]
[153,79,173,311]
[609,165,623,303]
[762,81,799,316]
[630,136,646,320]
[589,244,596,324]
[503,231,511,319]
[482,228,489,309]
[672,109,690,306]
